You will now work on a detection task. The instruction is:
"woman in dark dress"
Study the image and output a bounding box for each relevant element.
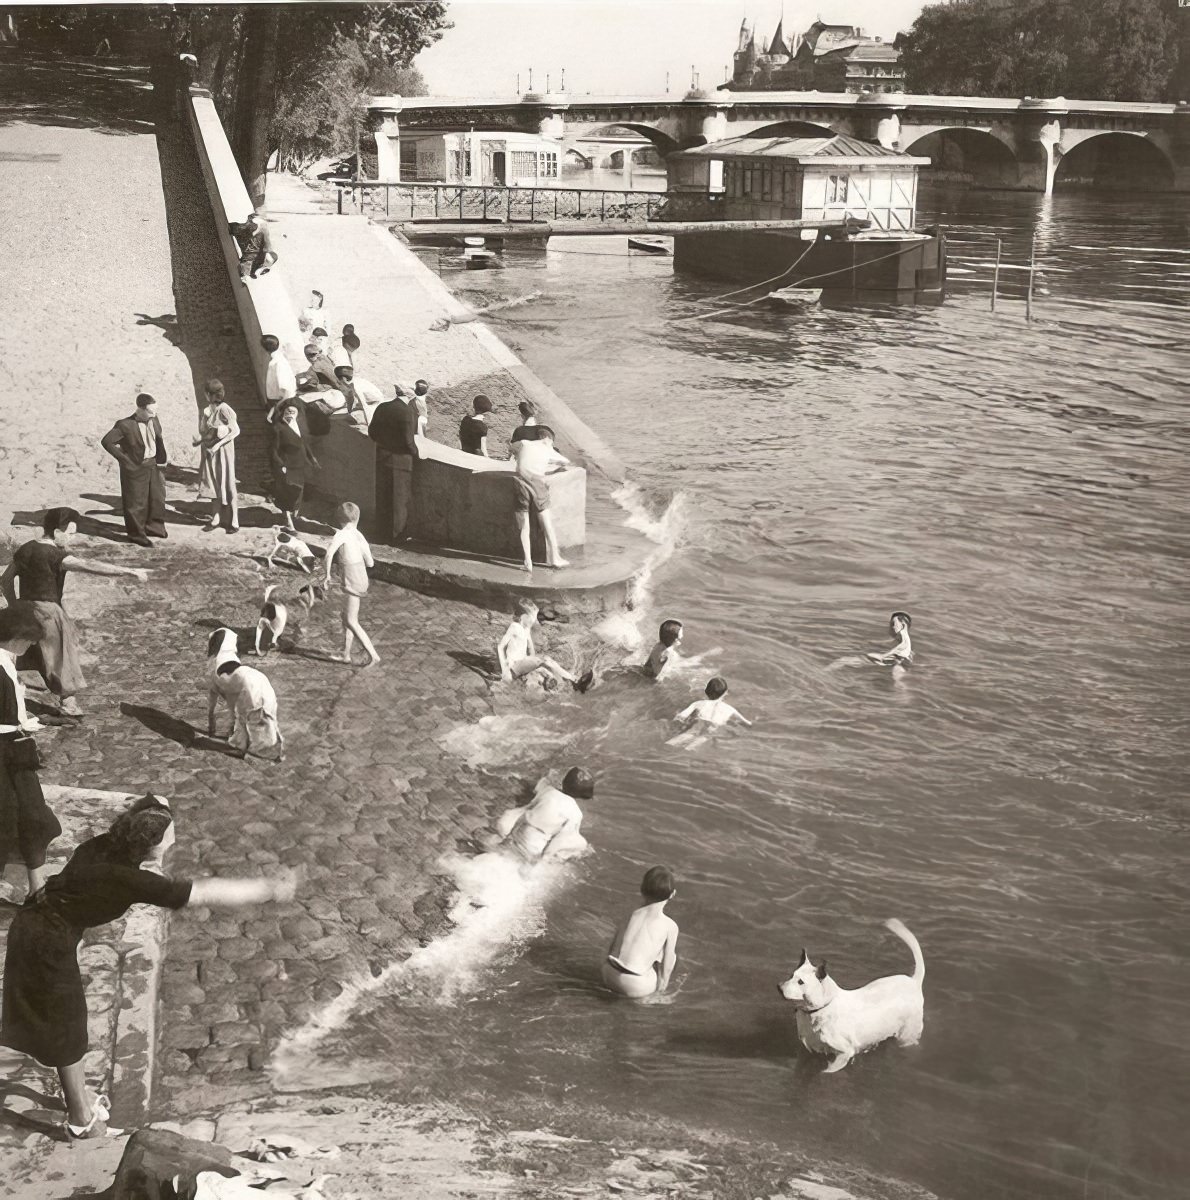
[0,794,297,1139]
[0,604,61,897]
[269,400,319,531]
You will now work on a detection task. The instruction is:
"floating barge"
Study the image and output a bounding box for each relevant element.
[666,134,946,302]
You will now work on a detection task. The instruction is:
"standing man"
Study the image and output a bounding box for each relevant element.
[368,385,420,540]
[334,364,383,427]
[100,394,168,547]
[233,208,276,281]
[262,334,296,420]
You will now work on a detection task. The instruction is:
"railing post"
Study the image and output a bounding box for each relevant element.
[459,186,464,220]
[554,191,558,219]
[434,187,439,218]
[507,187,512,223]
[530,189,536,222]
[577,191,582,218]
[385,186,390,218]
[601,192,606,221]
[337,186,343,216]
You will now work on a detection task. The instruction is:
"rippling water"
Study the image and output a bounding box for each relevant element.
[301,188,1190,1199]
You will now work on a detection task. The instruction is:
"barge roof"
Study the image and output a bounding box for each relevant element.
[672,134,930,166]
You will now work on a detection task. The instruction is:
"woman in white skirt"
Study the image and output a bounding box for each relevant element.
[194,379,240,533]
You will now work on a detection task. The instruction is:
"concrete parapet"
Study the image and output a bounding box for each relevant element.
[309,414,586,557]
[184,86,304,403]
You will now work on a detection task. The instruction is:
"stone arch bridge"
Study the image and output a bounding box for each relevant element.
[370,90,1190,193]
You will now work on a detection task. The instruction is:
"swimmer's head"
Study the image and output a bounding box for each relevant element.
[890,611,912,636]
[515,598,538,625]
[658,619,683,647]
[640,865,676,903]
[335,501,360,528]
[561,766,595,801]
[705,676,728,700]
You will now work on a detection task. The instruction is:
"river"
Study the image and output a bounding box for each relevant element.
[294,185,1190,1199]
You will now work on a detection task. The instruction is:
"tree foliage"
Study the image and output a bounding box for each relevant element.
[11,3,450,198]
[899,0,1184,101]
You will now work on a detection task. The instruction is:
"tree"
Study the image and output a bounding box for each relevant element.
[899,0,1180,101]
[10,3,451,203]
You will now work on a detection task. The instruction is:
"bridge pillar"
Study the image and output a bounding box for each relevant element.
[370,98,402,182]
[855,95,905,150]
[699,107,729,144]
[1016,99,1067,194]
[1171,103,1190,191]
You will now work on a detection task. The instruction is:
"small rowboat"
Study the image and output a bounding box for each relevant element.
[768,286,823,307]
[628,236,671,255]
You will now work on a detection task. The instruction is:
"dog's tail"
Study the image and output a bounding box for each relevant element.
[885,918,924,985]
[263,583,279,605]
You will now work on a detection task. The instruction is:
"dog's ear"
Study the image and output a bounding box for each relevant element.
[816,960,828,981]
[797,948,808,968]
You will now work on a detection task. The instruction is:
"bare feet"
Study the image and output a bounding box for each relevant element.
[520,561,533,573]
[363,655,381,669]
[548,557,571,569]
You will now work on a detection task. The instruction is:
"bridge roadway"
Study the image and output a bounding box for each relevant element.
[370,89,1190,194]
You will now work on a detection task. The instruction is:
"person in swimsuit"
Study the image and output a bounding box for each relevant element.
[323,502,380,667]
[494,768,594,864]
[603,866,680,999]
[669,677,752,748]
[643,619,683,680]
[497,599,592,691]
[866,611,913,676]
[510,426,571,573]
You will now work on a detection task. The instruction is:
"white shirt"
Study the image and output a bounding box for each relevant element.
[330,341,353,369]
[266,350,298,402]
[342,375,384,425]
[298,305,331,334]
[0,648,35,734]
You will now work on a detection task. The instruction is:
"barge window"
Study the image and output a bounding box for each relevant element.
[539,151,559,177]
[511,150,537,178]
[451,149,472,180]
[827,174,850,204]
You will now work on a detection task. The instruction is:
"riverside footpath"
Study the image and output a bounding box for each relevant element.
[0,52,926,1200]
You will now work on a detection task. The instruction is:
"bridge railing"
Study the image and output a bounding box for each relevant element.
[334,181,724,224]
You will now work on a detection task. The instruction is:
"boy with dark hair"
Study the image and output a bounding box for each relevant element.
[675,677,751,728]
[511,400,538,444]
[459,394,493,456]
[866,611,913,672]
[495,766,595,863]
[643,619,683,680]
[602,866,679,998]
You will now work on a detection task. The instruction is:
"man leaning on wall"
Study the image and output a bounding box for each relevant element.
[368,385,421,541]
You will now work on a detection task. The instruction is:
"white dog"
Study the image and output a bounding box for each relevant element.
[778,919,924,1073]
[255,582,323,656]
[206,628,284,761]
[266,527,317,573]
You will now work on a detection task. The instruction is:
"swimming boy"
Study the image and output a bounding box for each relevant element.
[603,866,679,999]
[675,677,751,728]
[323,501,380,667]
[495,767,594,863]
[866,611,913,670]
[643,619,682,680]
[497,599,591,691]
[510,425,571,572]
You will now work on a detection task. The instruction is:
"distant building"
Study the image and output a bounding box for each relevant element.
[726,17,905,93]
[397,129,561,186]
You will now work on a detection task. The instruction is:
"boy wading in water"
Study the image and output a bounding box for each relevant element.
[603,866,680,999]
[324,502,380,667]
[670,677,751,748]
[497,599,592,691]
[643,619,683,680]
[866,611,913,676]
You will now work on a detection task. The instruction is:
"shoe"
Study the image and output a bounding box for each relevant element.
[224,525,240,535]
[130,536,153,547]
[66,1094,110,1141]
[59,697,83,718]
[147,529,168,539]
[202,523,218,533]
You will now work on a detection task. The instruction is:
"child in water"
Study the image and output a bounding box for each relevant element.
[324,502,380,667]
[603,866,680,999]
[643,619,683,680]
[494,767,594,863]
[498,599,593,691]
[866,611,913,676]
[669,677,751,748]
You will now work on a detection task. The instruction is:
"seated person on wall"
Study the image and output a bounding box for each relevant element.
[298,289,331,336]
[335,364,384,426]
[229,209,277,282]
[511,425,572,573]
[459,394,493,457]
[296,343,344,404]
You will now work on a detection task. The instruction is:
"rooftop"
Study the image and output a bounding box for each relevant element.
[671,133,929,165]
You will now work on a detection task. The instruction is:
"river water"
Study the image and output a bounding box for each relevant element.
[284,187,1189,1199]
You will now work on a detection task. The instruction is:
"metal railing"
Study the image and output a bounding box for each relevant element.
[334,180,724,224]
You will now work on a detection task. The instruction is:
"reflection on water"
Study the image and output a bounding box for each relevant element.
[306,188,1189,1200]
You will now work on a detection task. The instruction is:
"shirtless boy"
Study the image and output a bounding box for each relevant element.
[603,866,679,999]
[323,502,380,667]
[510,426,570,572]
[643,619,682,680]
[670,677,751,748]
[495,767,594,863]
[866,610,912,670]
[497,599,591,691]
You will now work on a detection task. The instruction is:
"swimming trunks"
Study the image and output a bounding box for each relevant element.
[512,471,551,513]
[605,954,644,976]
[338,559,369,597]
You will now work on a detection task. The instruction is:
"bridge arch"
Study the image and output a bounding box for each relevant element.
[1054,131,1174,191]
[564,147,593,169]
[582,122,680,156]
[741,119,838,140]
[903,127,1020,188]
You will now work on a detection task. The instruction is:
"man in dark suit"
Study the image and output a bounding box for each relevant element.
[100,394,168,546]
[368,385,420,541]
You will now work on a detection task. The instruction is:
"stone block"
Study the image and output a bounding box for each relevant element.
[160,1022,211,1052]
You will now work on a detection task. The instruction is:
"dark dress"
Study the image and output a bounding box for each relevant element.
[269,419,318,512]
[459,414,488,455]
[0,664,60,871]
[1,830,190,1067]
